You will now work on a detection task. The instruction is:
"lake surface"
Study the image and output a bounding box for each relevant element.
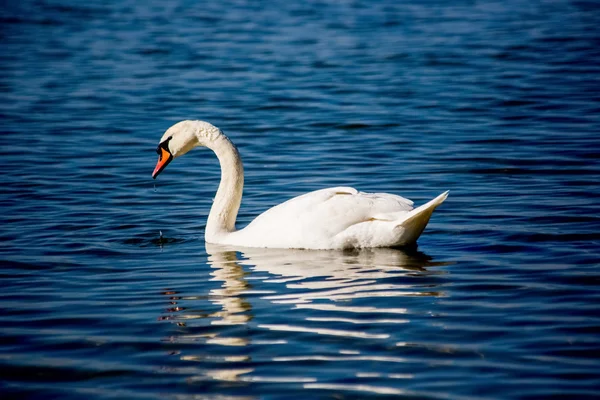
[1,0,599,398]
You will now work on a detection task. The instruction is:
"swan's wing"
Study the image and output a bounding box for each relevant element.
[247,186,413,226]
[237,187,415,248]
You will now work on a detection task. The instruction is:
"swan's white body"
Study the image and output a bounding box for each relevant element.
[153,120,448,250]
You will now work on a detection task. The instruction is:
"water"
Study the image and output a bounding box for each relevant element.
[2,0,600,398]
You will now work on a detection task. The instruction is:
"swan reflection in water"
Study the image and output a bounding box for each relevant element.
[205,243,448,323]
[165,245,449,385]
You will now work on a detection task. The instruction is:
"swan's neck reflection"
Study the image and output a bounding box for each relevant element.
[207,249,252,326]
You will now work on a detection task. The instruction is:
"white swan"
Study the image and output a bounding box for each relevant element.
[152,120,448,250]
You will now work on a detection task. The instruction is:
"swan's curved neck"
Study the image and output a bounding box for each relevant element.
[205,134,244,242]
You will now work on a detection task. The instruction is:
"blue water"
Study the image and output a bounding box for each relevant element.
[2,0,600,398]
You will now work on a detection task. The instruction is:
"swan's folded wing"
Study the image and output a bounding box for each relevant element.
[230,189,444,249]
[243,187,414,239]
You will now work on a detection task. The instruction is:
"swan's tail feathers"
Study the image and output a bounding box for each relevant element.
[394,191,449,245]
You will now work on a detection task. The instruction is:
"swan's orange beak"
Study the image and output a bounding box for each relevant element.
[153,146,173,179]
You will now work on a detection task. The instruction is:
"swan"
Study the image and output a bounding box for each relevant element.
[152,120,448,250]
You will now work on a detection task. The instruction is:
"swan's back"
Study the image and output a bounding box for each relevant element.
[224,187,441,249]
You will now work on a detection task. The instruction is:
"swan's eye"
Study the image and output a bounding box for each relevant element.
[156,136,173,158]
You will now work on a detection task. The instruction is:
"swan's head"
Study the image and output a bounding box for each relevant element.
[152,120,223,179]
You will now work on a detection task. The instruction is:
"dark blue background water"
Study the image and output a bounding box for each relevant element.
[2,0,600,398]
